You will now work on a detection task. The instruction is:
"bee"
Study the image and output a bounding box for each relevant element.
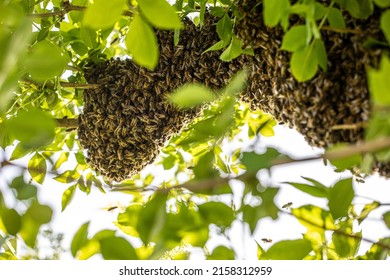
[261,238,272,243]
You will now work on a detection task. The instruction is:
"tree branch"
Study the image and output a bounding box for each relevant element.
[28,4,86,18]
[56,118,78,129]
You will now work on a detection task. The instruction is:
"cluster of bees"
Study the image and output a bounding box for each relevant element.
[236,0,387,175]
[78,1,387,181]
[78,15,244,181]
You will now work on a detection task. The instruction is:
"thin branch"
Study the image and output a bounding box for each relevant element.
[331,122,366,130]
[28,4,86,18]
[55,118,78,129]
[60,82,99,89]
[320,26,363,34]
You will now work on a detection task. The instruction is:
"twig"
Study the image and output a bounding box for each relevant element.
[320,26,363,35]
[56,118,78,129]
[331,122,366,130]
[28,4,86,18]
[60,82,100,89]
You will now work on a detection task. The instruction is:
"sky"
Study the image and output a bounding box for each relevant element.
[2,124,389,259]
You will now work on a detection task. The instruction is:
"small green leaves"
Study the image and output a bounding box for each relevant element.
[284,177,329,198]
[28,152,47,184]
[62,184,77,212]
[24,40,68,81]
[290,43,318,82]
[100,236,138,260]
[368,55,390,106]
[6,109,55,150]
[383,211,390,229]
[374,0,390,8]
[10,176,37,200]
[83,0,126,30]
[169,84,216,108]
[328,7,346,29]
[216,14,233,42]
[344,0,374,19]
[220,36,245,62]
[328,178,354,220]
[138,0,181,29]
[281,25,307,52]
[380,10,390,44]
[125,14,159,70]
[207,246,235,260]
[198,202,235,228]
[263,0,291,27]
[261,239,312,260]
[241,148,281,173]
[2,209,21,236]
[71,222,90,257]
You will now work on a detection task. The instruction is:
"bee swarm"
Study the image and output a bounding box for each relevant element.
[236,0,389,175]
[78,15,244,182]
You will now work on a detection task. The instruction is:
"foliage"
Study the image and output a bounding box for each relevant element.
[1,0,390,260]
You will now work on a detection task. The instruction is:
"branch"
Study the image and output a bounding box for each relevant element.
[331,122,366,130]
[320,26,363,34]
[60,82,100,89]
[55,118,78,129]
[28,4,86,18]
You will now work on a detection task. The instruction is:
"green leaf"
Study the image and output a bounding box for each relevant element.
[54,152,69,170]
[169,83,216,108]
[26,201,53,225]
[62,184,77,212]
[290,44,318,82]
[357,201,380,224]
[284,177,329,198]
[83,0,126,29]
[203,40,230,53]
[10,176,37,200]
[328,178,354,219]
[9,142,32,160]
[328,7,346,29]
[6,109,55,150]
[241,148,281,173]
[216,14,232,42]
[138,0,181,29]
[380,10,390,44]
[193,151,218,179]
[2,208,21,235]
[313,39,327,72]
[263,0,291,27]
[261,239,312,260]
[24,40,68,81]
[220,36,243,62]
[328,144,362,170]
[198,202,235,228]
[368,56,390,106]
[383,211,390,229]
[207,246,235,260]
[345,0,374,19]
[292,205,335,233]
[281,25,307,52]
[80,26,97,49]
[28,152,47,184]
[374,0,390,8]
[54,170,80,183]
[136,193,168,244]
[125,14,159,70]
[100,236,138,260]
[223,69,249,96]
[332,230,361,258]
[71,222,90,257]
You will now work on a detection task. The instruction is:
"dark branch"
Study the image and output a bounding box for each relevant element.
[56,118,78,129]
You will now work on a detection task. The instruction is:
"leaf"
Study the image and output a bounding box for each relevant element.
[198,202,235,228]
[28,152,47,184]
[100,236,138,260]
[53,152,69,170]
[368,55,390,106]
[223,69,249,96]
[54,170,80,183]
[71,222,90,257]
[241,148,281,173]
[328,144,362,170]
[24,40,68,81]
[26,201,53,225]
[357,201,380,225]
[80,26,97,49]
[2,208,21,235]
[62,184,77,212]
[328,7,346,29]
[281,25,307,52]
[220,36,243,62]
[328,178,354,220]
[345,0,374,19]
[263,0,291,27]
[380,10,390,44]
[207,246,235,260]
[203,40,230,53]
[136,193,167,244]
[332,230,361,258]
[261,239,312,260]
[216,14,232,42]
[284,178,328,198]
[125,14,159,70]
[9,142,32,160]
[313,39,327,72]
[290,44,318,82]
[6,109,55,150]
[83,0,126,29]
[383,211,390,229]
[169,83,216,108]
[10,176,37,200]
[138,0,181,29]
[374,0,390,8]
[292,205,335,233]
